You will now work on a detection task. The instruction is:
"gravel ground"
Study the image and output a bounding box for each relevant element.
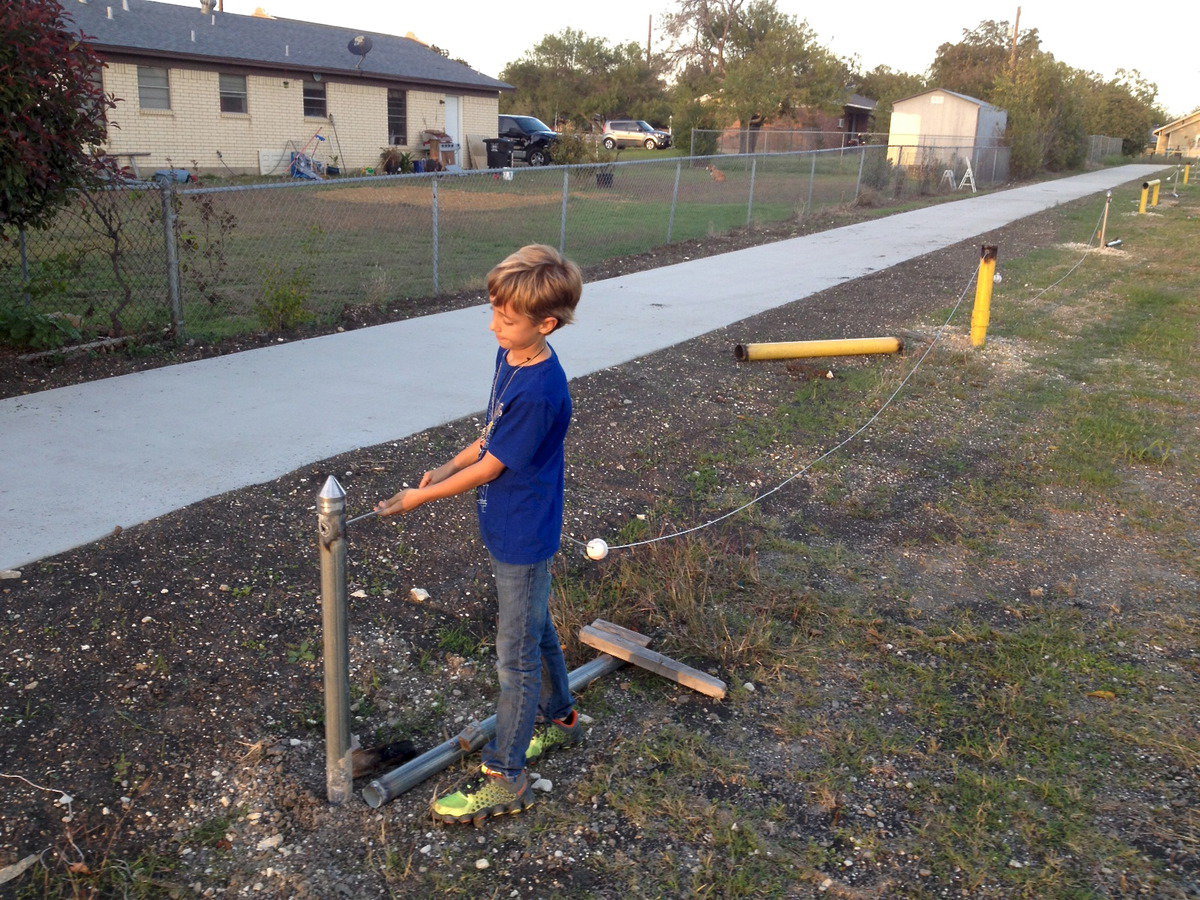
[2,191,1196,898]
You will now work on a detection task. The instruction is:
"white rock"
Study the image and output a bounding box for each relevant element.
[410,588,430,602]
[475,858,490,870]
[743,682,755,692]
[256,835,282,851]
[533,778,552,792]
[419,845,432,855]
[350,589,368,598]
[24,681,38,691]
[142,616,153,624]
[0,570,21,579]
[289,738,302,746]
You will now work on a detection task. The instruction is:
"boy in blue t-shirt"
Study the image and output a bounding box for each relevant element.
[375,244,584,825]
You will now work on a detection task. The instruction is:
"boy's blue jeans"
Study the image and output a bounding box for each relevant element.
[483,553,573,779]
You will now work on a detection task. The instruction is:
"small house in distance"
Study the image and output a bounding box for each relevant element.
[68,0,512,174]
[887,88,1007,178]
[1152,110,1200,158]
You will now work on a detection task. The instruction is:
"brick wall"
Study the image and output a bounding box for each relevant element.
[100,58,500,173]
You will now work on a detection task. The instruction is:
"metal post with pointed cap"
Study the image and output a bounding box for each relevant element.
[317,475,353,803]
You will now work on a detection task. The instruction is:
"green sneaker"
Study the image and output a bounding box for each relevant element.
[525,709,585,762]
[431,765,533,826]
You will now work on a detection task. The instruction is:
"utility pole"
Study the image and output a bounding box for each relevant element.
[1009,6,1022,71]
[647,15,652,66]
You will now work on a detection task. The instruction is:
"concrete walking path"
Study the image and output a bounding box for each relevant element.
[0,165,1164,570]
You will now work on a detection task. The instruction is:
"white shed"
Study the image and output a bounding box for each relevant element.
[886,88,1008,180]
[888,88,1006,149]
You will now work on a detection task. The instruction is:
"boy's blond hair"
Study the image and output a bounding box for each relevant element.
[487,244,582,331]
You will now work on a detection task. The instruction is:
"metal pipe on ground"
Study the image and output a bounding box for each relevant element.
[362,654,627,808]
[734,337,902,362]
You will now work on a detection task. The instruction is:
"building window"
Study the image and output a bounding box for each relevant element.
[137,65,170,110]
[303,80,326,118]
[387,89,407,145]
[219,73,248,113]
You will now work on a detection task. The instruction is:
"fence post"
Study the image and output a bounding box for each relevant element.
[159,182,184,339]
[667,161,682,243]
[690,130,696,159]
[854,147,867,201]
[432,177,440,296]
[559,168,569,253]
[18,227,30,306]
[746,156,758,227]
[804,151,817,218]
[317,475,353,805]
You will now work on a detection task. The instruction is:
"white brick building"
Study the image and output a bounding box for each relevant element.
[68,0,511,174]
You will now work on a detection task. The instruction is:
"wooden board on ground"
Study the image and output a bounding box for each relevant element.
[588,618,652,648]
[579,624,726,699]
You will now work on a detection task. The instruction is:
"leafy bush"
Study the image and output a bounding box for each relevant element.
[0,303,81,350]
[255,267,312,331]
[673,104,720,158]
[550,131,619,166]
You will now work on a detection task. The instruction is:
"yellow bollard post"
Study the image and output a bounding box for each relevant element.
[1184,164,1191,186]
[1139,182,1150,214]
[970,245,998,348]
[1099,190,1112,247]
[1151,179,1161,206]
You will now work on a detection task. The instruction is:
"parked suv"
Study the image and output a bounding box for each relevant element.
[498,115,559,166]
[602,120,672,150]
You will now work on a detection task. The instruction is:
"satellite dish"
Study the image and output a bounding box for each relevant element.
[348,35,373,69]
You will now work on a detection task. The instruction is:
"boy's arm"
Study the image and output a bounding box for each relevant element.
[420,439,485,488]
[375,450,504,516]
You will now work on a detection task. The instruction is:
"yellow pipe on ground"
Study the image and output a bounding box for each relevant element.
[1139,181,1157,214]
[1184,165,1191,185]
[734,337,901,361]
[1152,179,1161,206]
[970,245,998,348]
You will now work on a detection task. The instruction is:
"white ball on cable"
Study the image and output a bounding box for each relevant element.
[586,538,609,560]
[993,272,1003,284]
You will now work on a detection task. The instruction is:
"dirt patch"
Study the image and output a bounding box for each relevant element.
[2,190,1195,897]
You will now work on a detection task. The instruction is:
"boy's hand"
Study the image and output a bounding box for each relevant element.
[420,462,456,489]
[375,489,420,517]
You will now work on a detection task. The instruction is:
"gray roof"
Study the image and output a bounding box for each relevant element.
[845,94,877,111]
[66,0,512,92]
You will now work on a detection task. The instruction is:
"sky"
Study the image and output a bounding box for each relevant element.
[165,0,1196,120]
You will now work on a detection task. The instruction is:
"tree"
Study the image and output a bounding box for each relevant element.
[500,30,669,129]
[664,0,850,127]
[1078,69,1164,155]
[854,65,927,134]
[993,52,1086,176]
[930,19,1041,102]
[0,0,117,234]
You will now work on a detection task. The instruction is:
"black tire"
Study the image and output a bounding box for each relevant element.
[528,147,549,166]
[603,137,617,150]
[644,138,657,150]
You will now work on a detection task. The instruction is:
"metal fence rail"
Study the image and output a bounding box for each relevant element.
[1,143,1012,350]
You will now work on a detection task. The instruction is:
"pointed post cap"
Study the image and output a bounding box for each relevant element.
[318,475,346,514]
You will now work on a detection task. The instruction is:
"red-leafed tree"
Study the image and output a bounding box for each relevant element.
[0,0,118,234]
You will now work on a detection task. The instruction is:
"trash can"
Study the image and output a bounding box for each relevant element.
[483,138,514,169]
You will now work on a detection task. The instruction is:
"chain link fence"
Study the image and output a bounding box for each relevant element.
[690,129,891,155]
[2,143,1011,351]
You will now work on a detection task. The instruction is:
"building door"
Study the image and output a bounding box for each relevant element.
[444,95,462,148]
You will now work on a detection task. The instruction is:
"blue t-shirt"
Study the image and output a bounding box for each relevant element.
[477,345,572,565]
